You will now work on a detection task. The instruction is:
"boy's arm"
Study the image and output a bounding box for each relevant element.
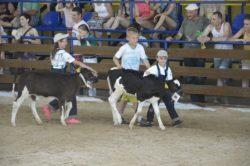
[142,59,150,69]
[113,57,122,69]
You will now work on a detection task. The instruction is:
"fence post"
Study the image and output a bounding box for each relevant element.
[130,0,134,25]
[69,37,75,74]
[241,1,246,14]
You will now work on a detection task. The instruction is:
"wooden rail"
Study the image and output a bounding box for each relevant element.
[0,44,250,98]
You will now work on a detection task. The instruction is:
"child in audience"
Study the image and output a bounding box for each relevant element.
[230,15,250,88]
[77,24,97,96]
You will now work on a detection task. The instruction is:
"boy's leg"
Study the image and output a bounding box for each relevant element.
[146,104,155,123]
[117,100,128,124]
[117,100,127,115]
[162,93,182,126]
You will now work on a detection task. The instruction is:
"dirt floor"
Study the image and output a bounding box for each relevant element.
[0,97,250,166]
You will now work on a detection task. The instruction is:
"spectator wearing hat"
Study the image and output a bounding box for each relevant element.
[139,50,183,127]
[166,4,209,103]
[42,33,97,124]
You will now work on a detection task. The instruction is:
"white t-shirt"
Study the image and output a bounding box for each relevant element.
[114,43,148,71]
[72,20,89,46]
[144,64,173,81]
[51,49,75,69]
[63,7,74,28]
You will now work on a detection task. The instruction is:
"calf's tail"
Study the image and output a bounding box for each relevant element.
[107,76,113,95]
[11,73,18,98]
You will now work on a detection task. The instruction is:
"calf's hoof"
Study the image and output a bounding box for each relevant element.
[129,124,134,130]
[11,122,16,127]
[159,125,166,131]
[37,120,42,125]
[61,121,67,126]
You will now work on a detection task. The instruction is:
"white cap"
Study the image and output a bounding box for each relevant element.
[53,33,69,43]
[157,50,168,57]
[185,4,199,11]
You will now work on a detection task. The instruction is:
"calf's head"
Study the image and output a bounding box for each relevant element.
[78,68,98,88]
[164,79,182,103]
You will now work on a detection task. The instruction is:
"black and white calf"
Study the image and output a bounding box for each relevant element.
[107,68,181,130]
[11,68,98,126]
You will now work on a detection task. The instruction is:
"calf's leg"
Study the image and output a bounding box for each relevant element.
[30,96,42,125]
[65,101,72,119]
[59,101,67,126]
[11,86,29,127]
[108,89,123,125]
[129,101,144,130]
[151,101,165,130]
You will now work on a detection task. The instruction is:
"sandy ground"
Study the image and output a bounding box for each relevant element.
[0,97,250,166]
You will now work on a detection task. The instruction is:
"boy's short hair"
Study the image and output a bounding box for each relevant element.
[72,7,82,16]
[213,11,223,20]
[126,27,139,35]
[244,15,250,21]
[20,13,31,23]
[130,22,141,34]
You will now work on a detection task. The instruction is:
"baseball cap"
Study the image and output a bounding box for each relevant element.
[157,50,168,57]
[185,4,199,11]
[53,33,69,43]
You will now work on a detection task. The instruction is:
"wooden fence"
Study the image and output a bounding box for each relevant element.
[0,43,250,98]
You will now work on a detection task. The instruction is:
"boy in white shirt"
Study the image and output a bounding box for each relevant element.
[113,27,150,123]
[140,50,182,127]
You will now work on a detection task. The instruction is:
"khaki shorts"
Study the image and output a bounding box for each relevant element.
[121,93,138,103]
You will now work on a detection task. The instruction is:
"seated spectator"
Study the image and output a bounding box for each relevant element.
[199,0,226,20]
[152,1,179,47]
[77,23,97,96]
[0,2,16,27]
[0,25,7,74]
[11,13,41,61]
[134,0,155,30]
[230,15,250,88]
[13,2,40,27]
[153,2,178,30]
[87,0,114,46]
[198,11,233,88]
[105,1,131,35]
[166,4,209,103]
[55,0,76,31]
